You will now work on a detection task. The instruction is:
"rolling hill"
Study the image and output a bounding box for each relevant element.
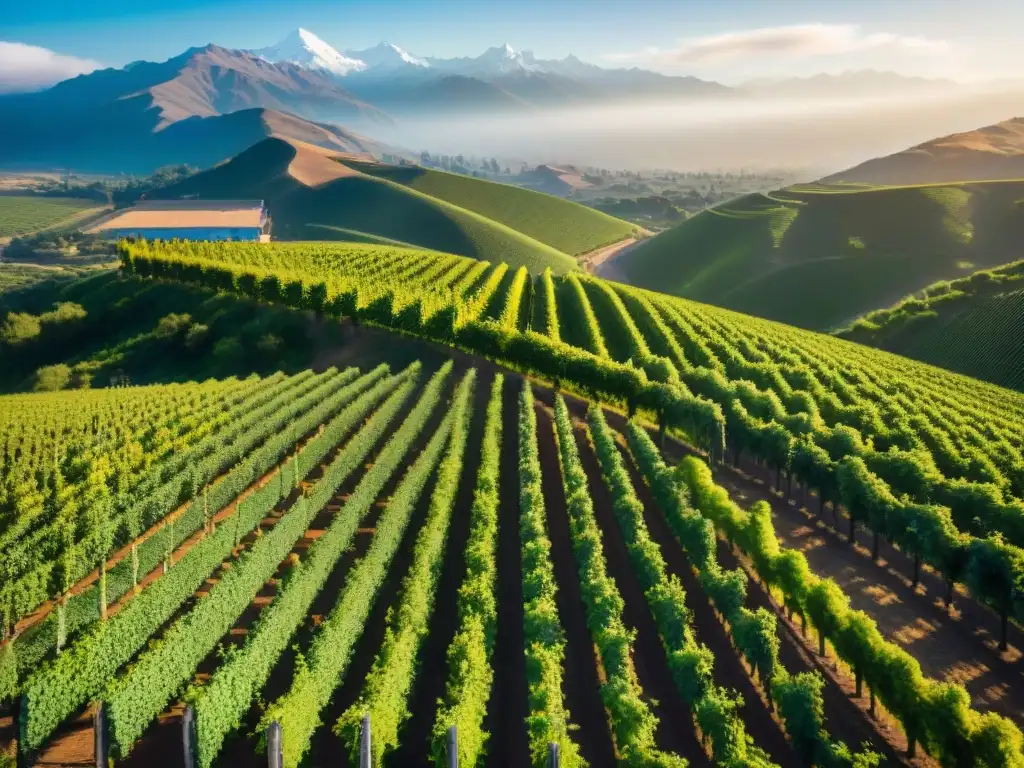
[824,117,1024,186]
[345,161,634,255]
[617,179,1024,330]
[155,138,582,273]
[838,259,1024,391]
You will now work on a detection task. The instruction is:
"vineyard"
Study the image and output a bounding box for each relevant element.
[2,238,1024,766]
[840,259,1024,392]
[0,197,104,238]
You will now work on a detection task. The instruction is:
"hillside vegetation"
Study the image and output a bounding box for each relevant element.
[345,161,635,255]
[618,179,1024,329]
[839,259,1024,391]
[157,138,584,274]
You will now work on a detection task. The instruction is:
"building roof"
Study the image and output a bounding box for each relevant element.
[94,199,265,231]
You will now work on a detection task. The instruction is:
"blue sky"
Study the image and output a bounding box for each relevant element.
[2,0,1021,87]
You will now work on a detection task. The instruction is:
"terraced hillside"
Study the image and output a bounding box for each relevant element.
[154,137,609,274]
[616,179,1024,330]
[5,238,1024,767]
[344,161,635,256]
[839,259,1024,391]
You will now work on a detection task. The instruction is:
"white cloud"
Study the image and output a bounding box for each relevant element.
[605,24,950,66]
[0,41,103,93]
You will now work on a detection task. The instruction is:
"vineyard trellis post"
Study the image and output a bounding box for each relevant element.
[359,714,372,768]
[447,725,458,768]
[182,704,197,768]
[267,720,283,768]
[94,702,109,768]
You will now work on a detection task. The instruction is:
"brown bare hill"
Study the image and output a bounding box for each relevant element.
[824,117,1024,185]
[0,45,389,174]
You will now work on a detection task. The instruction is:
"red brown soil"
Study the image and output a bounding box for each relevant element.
[570,421,711,766]
[483,376,531,768]
[387,374,490,763]
[534,404,617,767]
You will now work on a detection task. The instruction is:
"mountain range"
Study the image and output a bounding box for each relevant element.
[0,26,997,175]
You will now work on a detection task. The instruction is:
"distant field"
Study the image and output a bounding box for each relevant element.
[619,178,1024,330]
[0,196,104,237]
[156,138,586,275]
[839,259,1024,391]
[347,162,635,256]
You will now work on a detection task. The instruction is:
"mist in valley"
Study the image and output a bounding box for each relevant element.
[380,83,1024,176]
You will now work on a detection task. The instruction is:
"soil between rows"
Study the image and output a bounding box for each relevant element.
[612,437,800,768]
[570,419,711,766]
[482,376,531,768]
[534,404,618,767]
[387,371,490,764]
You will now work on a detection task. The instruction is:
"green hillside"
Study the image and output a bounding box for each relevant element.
[839,259,1024,391]
[157,138,579,274]
[345,161,635,255]
[619,179,1024,330]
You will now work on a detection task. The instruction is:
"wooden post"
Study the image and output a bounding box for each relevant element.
[94,702,109,768]
[548,742,560,768]
[360,714,372,768]
[181,705,198,768]
[447,725,458,768]
[14,696,30,768]
[267,720,283,768]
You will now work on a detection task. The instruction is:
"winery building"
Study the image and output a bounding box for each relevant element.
[93,200,271,242]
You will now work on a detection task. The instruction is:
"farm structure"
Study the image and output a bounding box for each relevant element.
[91,200,270,242]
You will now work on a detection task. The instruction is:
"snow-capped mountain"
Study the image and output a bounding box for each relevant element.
[246,28,730,116]
[428,44,542,77]
[345,42,429,71]
[253,28,367,77]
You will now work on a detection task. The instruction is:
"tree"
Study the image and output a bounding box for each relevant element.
[0,312,41,345]
[34,364,72,392]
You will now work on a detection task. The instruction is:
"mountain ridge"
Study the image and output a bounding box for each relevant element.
[823,117,1024,185]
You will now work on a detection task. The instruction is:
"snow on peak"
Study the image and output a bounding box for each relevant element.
[346,41,429,70]
[254,28,367,76]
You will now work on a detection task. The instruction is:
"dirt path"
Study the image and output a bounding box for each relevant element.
[580,237,637,273]
[589,238,643,283]
[721,458,1024,727]
[535,405,618,767]
[571,421,710,765]
[483,378,531,768]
